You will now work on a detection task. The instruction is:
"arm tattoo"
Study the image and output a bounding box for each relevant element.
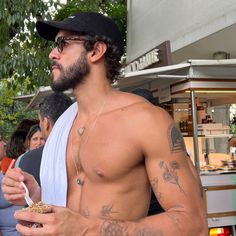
[100,220,128,236]
[101,204,118,218]
[150,177,163,203]
[159,161,186,195]
[168,124,186,153]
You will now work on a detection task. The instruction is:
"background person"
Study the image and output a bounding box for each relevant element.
[18,92,73,185]
[0,133,20,236]
[14,124,45,168]
[0,135,6,163]
[2,12,207,236]
[25,124,45,151]
[1,130,27,174]
[16,119,38,134]
[0,173,21,236]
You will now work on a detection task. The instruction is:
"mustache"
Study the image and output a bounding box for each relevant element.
[49,60,62,70]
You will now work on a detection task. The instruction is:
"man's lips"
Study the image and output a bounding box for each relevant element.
[51,65,60,71]
[50,60,61,71]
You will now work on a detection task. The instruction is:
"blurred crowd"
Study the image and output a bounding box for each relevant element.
[0,92,73,236]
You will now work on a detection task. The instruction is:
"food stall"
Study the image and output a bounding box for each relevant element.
[121,59,236,234]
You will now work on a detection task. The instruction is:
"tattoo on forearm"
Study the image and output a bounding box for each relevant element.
[150,177,163,202]
[101,204,118,218]
[100,220,128,236]
[135,229,163,236]
[159,161,186,195]
[81,207,90,218]
[168,124,186,153]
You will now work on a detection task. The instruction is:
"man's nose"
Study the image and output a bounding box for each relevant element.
[49,47,60,60]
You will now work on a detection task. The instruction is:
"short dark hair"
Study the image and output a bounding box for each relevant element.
[39,92,73,125]
[132,88,155,104]
[6,130,27,159]
[83,35,122,83]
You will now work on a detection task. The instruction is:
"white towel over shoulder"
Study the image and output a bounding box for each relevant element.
[40,102,78,206]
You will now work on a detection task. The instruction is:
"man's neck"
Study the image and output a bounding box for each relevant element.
[73,78,113,119]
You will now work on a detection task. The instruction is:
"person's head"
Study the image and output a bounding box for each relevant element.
[132,88,155,104]
[6,130,28,159]
[0,134,6,161]
[16,119,39,133]
[38,92,73,140]
[26,124,45,151]
[36,12,124,92]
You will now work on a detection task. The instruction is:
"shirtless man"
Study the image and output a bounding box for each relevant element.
[2,12,208,235]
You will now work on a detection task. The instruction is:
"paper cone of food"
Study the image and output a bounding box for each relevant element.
[21,201,51,227]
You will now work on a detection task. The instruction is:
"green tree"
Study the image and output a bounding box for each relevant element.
[0,0,61,90]
[0,80,37,139]
[0,0,127,137]
[0,0,62,137]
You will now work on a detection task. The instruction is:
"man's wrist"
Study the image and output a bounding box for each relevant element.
[32,185,41,203]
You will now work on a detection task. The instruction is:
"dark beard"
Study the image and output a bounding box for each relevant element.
[50,51,89,92]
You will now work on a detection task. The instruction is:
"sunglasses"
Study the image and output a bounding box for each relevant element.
[55,36,87,53]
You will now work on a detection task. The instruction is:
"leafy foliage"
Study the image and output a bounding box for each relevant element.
[0,0,61,137]
[0,80,37,139]
[0,0,61,90]
[0,0,127,138]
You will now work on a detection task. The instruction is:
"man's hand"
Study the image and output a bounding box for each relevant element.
[14,206,90,236]
[1,168,41,205]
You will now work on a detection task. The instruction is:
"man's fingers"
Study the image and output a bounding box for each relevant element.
[4,168,24,180]
[2,177,23,190]
[15,210,54,225]
[3,192,25,202]
[16,223,46,236]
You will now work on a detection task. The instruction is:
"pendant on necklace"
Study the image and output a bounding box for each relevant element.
[77,127,85,136]
[77,178,82,185]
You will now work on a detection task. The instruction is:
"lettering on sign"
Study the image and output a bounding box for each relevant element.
[125,49,159,73]
[124,40,172,73]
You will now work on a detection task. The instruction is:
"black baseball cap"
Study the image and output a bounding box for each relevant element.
[36,12,124,56]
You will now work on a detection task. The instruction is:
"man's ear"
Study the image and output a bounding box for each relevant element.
[44,117,52,132]
[89,41,107,62]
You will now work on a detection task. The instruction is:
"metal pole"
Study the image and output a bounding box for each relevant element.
[190,90,200,172]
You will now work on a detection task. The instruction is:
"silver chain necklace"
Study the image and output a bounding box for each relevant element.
[70,94,109,185]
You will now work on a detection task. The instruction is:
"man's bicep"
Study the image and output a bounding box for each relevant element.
[148,156,190,209]
[145,122,198,211]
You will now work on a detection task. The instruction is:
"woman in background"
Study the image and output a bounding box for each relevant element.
[14,124,45,168]
[0,130,27,174]
[26,124,45,151]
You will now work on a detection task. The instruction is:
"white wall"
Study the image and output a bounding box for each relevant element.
[127,0,236,62]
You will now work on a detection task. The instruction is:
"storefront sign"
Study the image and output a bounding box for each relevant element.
[124,40,172,73]
[124,49,159,73]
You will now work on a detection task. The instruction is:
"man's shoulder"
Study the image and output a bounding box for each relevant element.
[19,146,44,165]
[23,146,44,158]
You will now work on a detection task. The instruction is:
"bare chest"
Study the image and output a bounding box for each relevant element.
[66,118,142,184]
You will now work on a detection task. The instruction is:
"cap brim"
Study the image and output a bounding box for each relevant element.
[36,21,61,41]
[36,21,79,41]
